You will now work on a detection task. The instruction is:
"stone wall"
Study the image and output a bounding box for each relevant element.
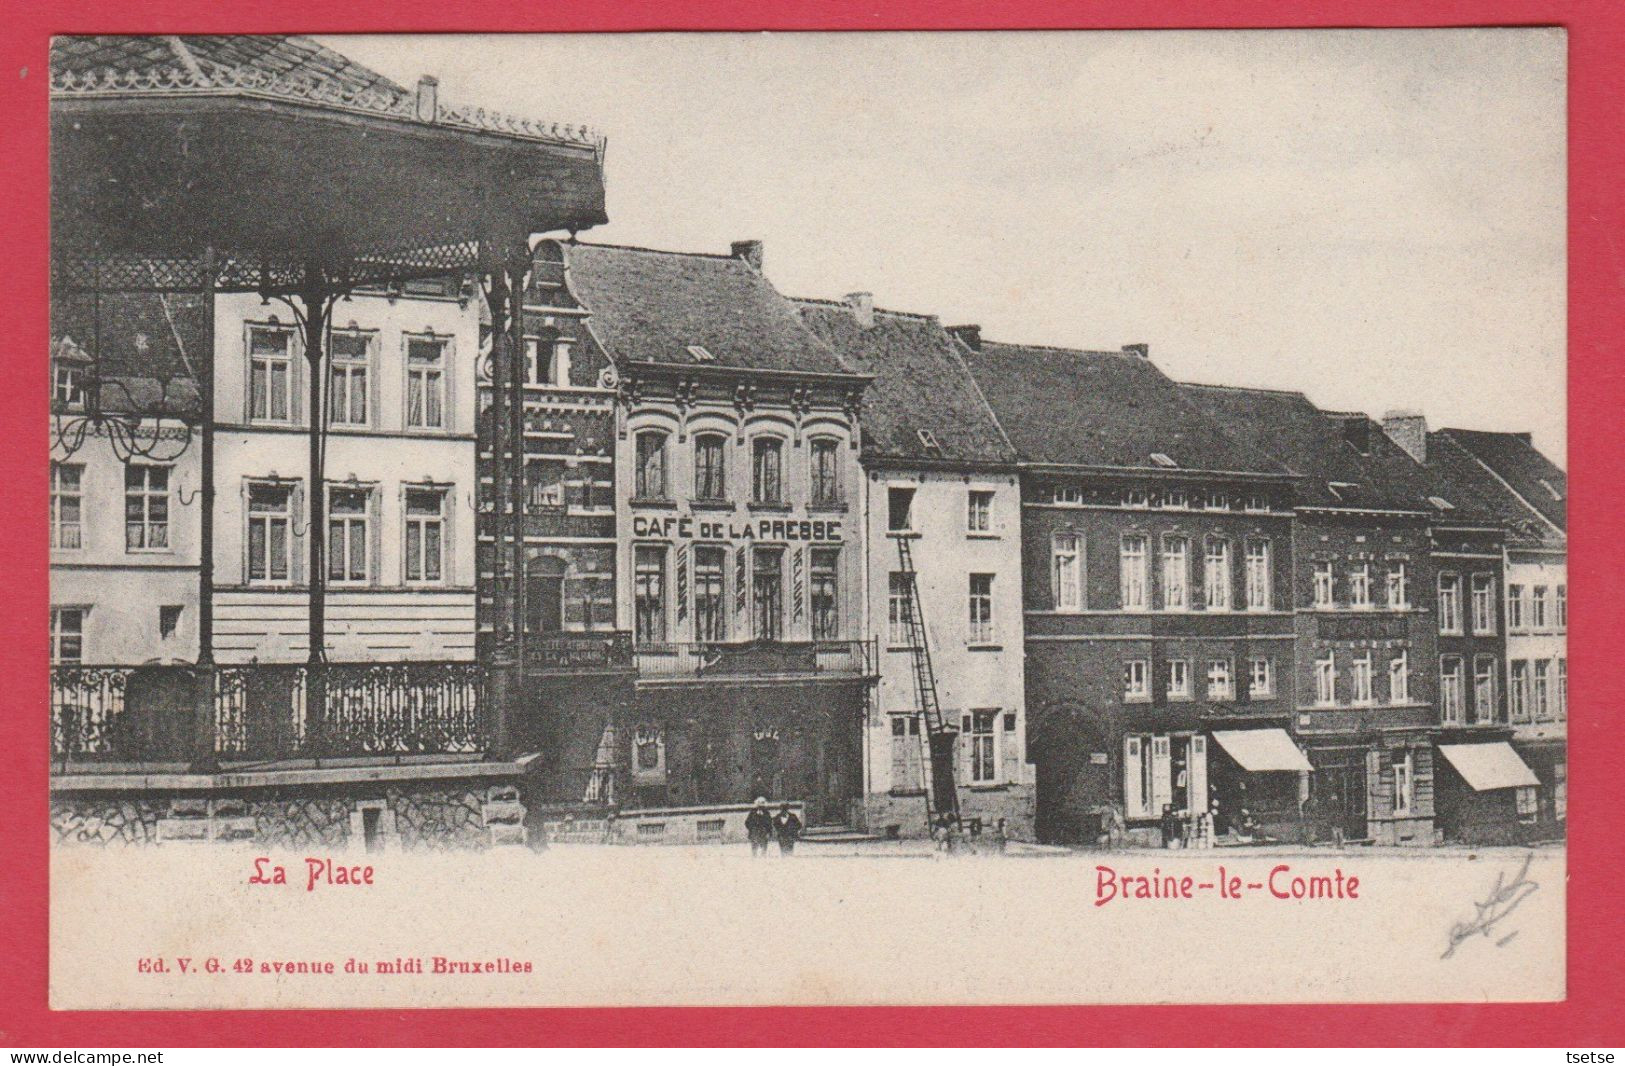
[51,778,526,849]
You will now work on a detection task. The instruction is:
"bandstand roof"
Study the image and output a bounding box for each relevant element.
[51,35,609,293]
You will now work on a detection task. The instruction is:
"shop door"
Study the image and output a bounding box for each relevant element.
[1313,755,1368,838]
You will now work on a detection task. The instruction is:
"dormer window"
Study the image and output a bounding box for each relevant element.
[1429,496,1455,511]
[1149,452,1177,468]
[687,345,715,363]
[54,363,86,408]
[916,429,941,455]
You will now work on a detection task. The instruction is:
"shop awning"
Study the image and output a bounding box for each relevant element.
[1437,743,1540,791]
[1211,729,1313,773]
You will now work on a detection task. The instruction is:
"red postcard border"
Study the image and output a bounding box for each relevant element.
[2,0,1619,1047]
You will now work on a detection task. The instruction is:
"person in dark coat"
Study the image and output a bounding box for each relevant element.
[745,797,773,857]
[773,803,802,856]
[1160,803,1182,849]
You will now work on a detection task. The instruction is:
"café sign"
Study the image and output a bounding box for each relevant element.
[631,513,842,543]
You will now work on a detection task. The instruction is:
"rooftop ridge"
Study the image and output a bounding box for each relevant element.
[1179,380,1313,402]
[979,338,1137,359]
[790,295,940,323]
[568,239,744,262]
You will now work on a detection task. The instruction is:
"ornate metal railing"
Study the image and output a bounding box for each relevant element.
[51,664,195,764]
[633,639,876,680]
[52,661,488,768]
[215,662,486,760]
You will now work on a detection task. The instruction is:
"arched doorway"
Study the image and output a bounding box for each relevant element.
[1029,701,1110,846]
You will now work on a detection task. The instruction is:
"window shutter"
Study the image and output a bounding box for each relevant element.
[1187,736,1208,816]
[1000,715,1021,785]
[1150,735,1173,814]
[1123,737,1144,819]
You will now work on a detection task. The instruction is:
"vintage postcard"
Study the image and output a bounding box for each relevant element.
[47,29,1566,1008]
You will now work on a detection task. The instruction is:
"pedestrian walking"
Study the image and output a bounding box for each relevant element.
[1160,803,1182,849]
[745,797,773,857]
[773,803,802,856]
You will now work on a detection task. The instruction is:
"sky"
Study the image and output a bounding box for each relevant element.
[323,30,1567,464]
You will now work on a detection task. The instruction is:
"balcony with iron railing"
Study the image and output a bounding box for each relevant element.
[632,639,878,685]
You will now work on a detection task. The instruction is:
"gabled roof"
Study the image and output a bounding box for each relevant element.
[559,242,856,377]
[1180,382,1442,513]
[1425,431,1563,545]
[795,301,1015,466]
[961,341,1287,477]
[1437,428,1567,536]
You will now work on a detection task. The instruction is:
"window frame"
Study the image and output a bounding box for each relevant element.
[1244,537,1272,611]
[1393,752,1415,817]
[809,437,842,508]
[50,605,86,664]
[692,545,728,642]
[1350,652,1373,706]
[246,481,297,586]
[1509,659,1530,722]
[1387,562,1409,609]
[1507,583,1526,631]
[887,485,916,533]
[1162,534,1189,611]
[327,328,374,428]
[1389,650,1410,704]
[1440,655,1465,725]
[967,710,998,785]
[693,433,728,502]
[1315,652,1337,706]
[1312,560,1334,608]
[1168,658,1192,700]
[1248,656,1274,699]
[1470,573,1496,635]
[751,546,785,640]
[50,461,84,551]
[968,572,996,644]
[1206,658,1235,702]
[1203,536,1232,611]
[887,572,915,647]
[633,544,669,644]
[1120,534,1149,612]
[966,489,994,534]
[246,323,296,424]
[750,436,785,505]
[403,332,451,431]
[810,546,841,641]
[325,484,374,586]
[1438,572,1463,635]
[1051,531,1083,611]
[403,487,447,585]
[124,463,172,553]
[1348,562,1371,610]
[1123,659,1151,702]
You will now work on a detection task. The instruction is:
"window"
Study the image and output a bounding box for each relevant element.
[1507,584,1526,630]
[159,605,183,640]
[1162,490,1188,510]
[1531,586,1549,630]
[751,438,784,504]
[1531,659,1551,720]
[1555,762,1567,818]
[1315,653,1336,705]
[1051,532,1083,610]
[1249,657,1274,699]
[327,487,371,584]
[404,489,445,583]
[1123,735,1170,820]
[1438,573,1462,634]
[1123,659,1150,701]
[634,545,668,643]
[124,465,170,551]
[1348,564,1371,609]
[1122,489,1149,509]
[1350,653,1373,705]
[887,486,915,532]
[1470,574,1496,634]
[810,548,840,640]
[1162,535,1189,610]
[1557,658,1567,719]
[524,337,573,385]
[54,363,85,407]
[890,714,923,792]
[888,572,915,646]
[1244,539,1271,611]
[1207,659,1234,701]
[526,459,566,509]
[247,483,295,584]
[50,607,84,663]
[694,434,727,501]
[967,490,993,533]
[1204,491,1229,511]
[752,547,784,639]
[1509,660,1529,722]
[1440,656,1464,725]
[693,546,727,641]
[1168,659,1191,699]
[1204,537,1232,610]
[405,336,447,429]
[1393,753,1415,817]
[50,463,83,549]
[1516,787,1538,821]
[634,431,668,499]
[811,439,841,506]
[1387,563,1409,609]
[968,573,995,643]
[328,330,371,426]
[1313,561,1334,608]
[248,325,293,422]
[1120,535,1148,611]
[1389,651,1410,704]
[968,711,997,784]
[1556,585,1567,630]
[1051,485,1081,506]
[1245,494,1269,513]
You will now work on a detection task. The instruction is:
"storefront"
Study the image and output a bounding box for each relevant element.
[1435,740,1541,845]
[1208,728,1312,842]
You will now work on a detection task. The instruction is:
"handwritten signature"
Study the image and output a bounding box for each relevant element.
[1441,852,1541,959]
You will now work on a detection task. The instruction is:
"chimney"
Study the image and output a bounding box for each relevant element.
[730,240,763,272]
[947,324,982,351]
[1121,343,1149,359]
[845,292,875,330]
[415,76,439,122]
[1382,410,1428,464]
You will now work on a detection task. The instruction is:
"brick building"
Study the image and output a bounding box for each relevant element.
[1183,386,1451,845]
[963,341,1302,846]
[795,300,1033,839]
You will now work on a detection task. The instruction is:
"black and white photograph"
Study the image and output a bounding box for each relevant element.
[47,29,1566,1008]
